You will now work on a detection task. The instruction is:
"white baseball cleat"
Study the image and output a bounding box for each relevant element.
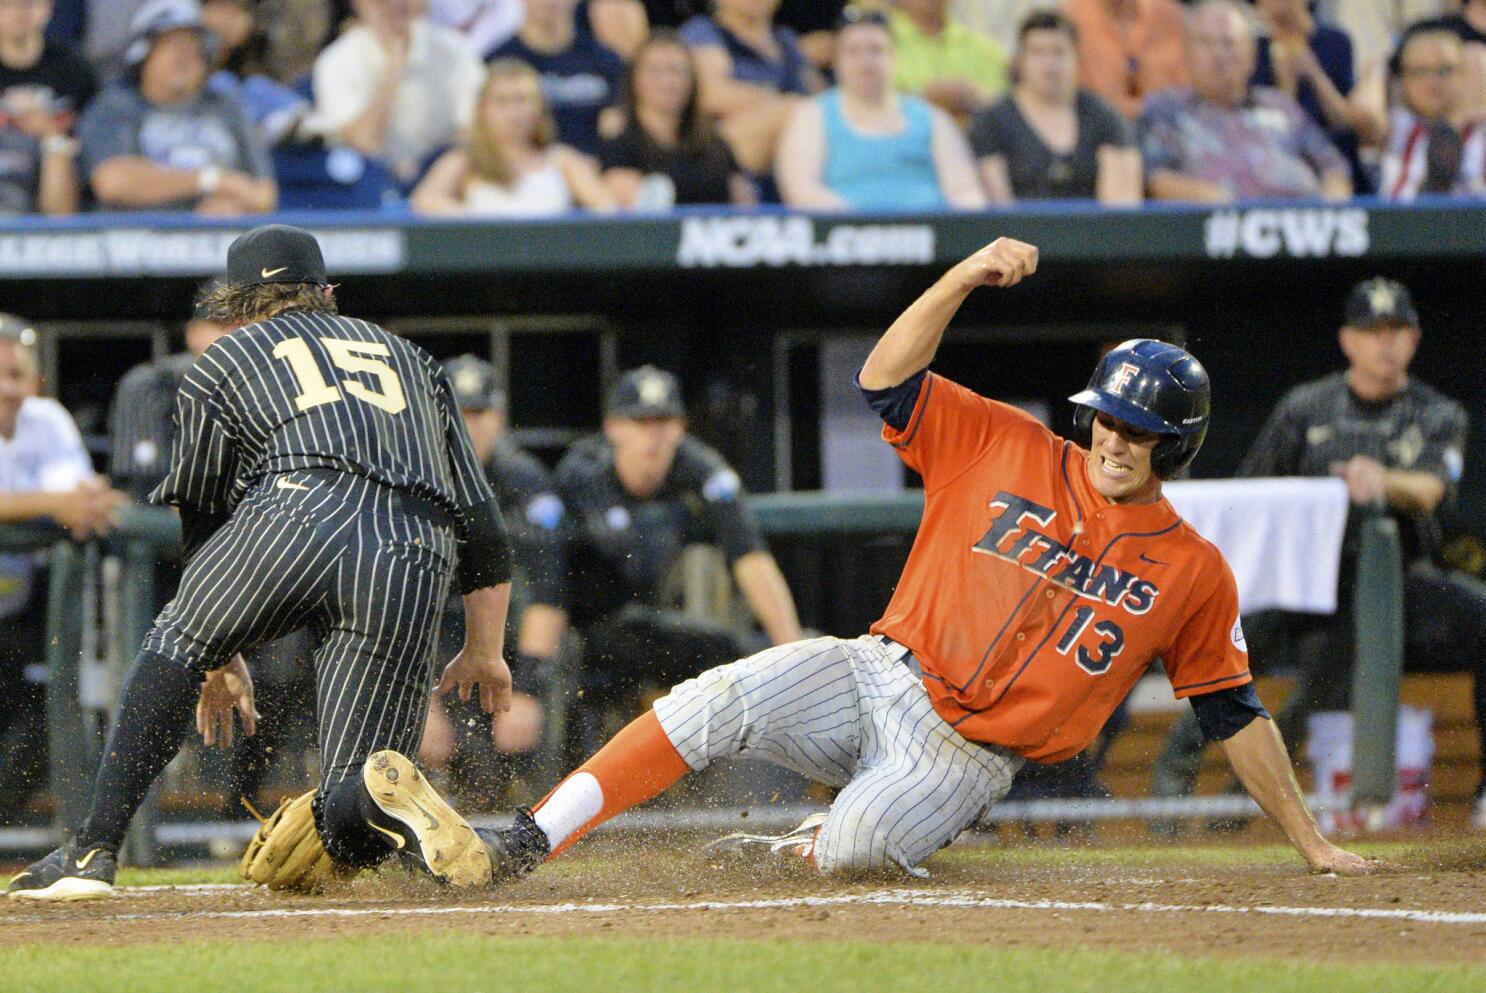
[1473,789,1486,831]
[704,812,828,858]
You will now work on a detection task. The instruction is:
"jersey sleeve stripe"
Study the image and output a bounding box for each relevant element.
[1171,671,1253,695]
[890,371,937,450]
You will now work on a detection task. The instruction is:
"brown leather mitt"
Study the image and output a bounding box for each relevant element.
[238,790,346,893]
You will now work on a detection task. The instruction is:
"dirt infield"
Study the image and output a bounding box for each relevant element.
[4,834,1485,967]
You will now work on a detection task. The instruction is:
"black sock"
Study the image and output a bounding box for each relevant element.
[75,651,198,853]
[314,775,397,869]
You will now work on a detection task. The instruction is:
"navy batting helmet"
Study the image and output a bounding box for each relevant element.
[1068,339,1210,479]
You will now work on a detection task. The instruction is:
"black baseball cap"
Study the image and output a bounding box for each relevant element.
[225,224,328,286]
[444,355,507,411]
[606,366,684,419]
[1344,277,1419,329]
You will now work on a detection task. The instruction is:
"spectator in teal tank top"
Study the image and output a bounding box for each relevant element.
[775,6,984,212]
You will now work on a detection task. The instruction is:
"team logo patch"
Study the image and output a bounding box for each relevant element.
[702,469,741,504]
[1445,447,1465,483]
[1231,617,1247,652]
[453,365,484,397]
[1110,362,1141,393]
[525,493,564,531]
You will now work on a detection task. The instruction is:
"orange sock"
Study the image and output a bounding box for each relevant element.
[531,710,691,858]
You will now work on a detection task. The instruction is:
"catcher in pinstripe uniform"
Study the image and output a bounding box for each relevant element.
[8,225,515,901]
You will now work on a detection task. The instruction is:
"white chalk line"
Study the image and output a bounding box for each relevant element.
[7,888,1486,928]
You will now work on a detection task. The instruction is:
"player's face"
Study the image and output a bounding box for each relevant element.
[1399,36,1463,120]
[1017,29,1077,101]
[1087,411,1162,504]
[605,415,685,497]
[461,406,504,461]
[634,42,694,117]
[1339,322,1420,392]
[0,340,40,439]
[835,24,895,98]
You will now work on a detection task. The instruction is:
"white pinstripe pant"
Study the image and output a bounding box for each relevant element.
[143,474,454,787]
[655,635,1023,875]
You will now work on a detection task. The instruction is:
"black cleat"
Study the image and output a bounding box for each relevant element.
[362,750,493,887]
[7,842,117,902]
[476,807,550,880]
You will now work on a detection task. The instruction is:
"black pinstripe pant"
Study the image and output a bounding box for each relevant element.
[144,471,455,789]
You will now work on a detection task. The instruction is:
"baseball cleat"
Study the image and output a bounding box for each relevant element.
[362,749,492,887]
[7,842,117,902]
[705,812,828,858]
[475,807,550,880]
[1473,788,1486,831]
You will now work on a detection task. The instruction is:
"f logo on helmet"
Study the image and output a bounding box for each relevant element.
[1110,362,1141,394]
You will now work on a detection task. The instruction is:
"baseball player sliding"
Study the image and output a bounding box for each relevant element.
[9,225,513,901]
[480,237,1378,879]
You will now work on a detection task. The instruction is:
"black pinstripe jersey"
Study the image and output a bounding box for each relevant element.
[150,309,496,526]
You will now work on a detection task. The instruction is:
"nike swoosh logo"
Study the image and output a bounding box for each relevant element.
[366,820,406,850]
[75,849,103,870]
[1138,553,1167,567]
[410,798,441,832]
[276,478,312,492]
[261,266,288,278]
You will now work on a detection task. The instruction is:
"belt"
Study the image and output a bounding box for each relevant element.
[875,635,1019,763]
[293,468,454,527]
[874,634,919,676]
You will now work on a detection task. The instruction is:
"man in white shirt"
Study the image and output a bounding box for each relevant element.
[0,317,127,818]
[309,0,486,183]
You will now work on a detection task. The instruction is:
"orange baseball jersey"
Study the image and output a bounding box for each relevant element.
[871,373,1250,763]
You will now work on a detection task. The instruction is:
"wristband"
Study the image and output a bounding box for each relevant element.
[197,165,222,196]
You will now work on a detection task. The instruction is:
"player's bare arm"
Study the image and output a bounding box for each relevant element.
[732,551,804,646]
[437,582,515,716]
[1219,718,1377,875]
[858,237,1038,390]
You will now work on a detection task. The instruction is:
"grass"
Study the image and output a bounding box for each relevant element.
[2,934,1482,993]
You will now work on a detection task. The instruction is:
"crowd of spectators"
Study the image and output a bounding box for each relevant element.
[1,0,1484,219]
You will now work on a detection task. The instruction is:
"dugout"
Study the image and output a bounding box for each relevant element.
[2,201,1483,853]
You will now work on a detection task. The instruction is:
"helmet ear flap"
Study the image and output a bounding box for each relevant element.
[1072,403,1094,441]
[1150,437,1182,479]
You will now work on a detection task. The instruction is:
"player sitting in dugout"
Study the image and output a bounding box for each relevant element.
[469,237,1378,880]
[417,355,567,800]
[544,365,804,749]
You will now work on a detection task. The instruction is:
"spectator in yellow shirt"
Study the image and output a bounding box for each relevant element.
[889,0,1008,118]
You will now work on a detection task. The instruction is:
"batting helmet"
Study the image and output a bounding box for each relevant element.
[1068,339,1210,479]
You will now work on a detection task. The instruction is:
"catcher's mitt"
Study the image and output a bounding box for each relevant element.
[239,790,347,892]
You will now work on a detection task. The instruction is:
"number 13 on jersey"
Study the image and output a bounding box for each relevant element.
[1055,605,1125,675]
[273,337,407,415]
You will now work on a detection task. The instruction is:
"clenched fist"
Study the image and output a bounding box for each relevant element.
[954,237,1039,291]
